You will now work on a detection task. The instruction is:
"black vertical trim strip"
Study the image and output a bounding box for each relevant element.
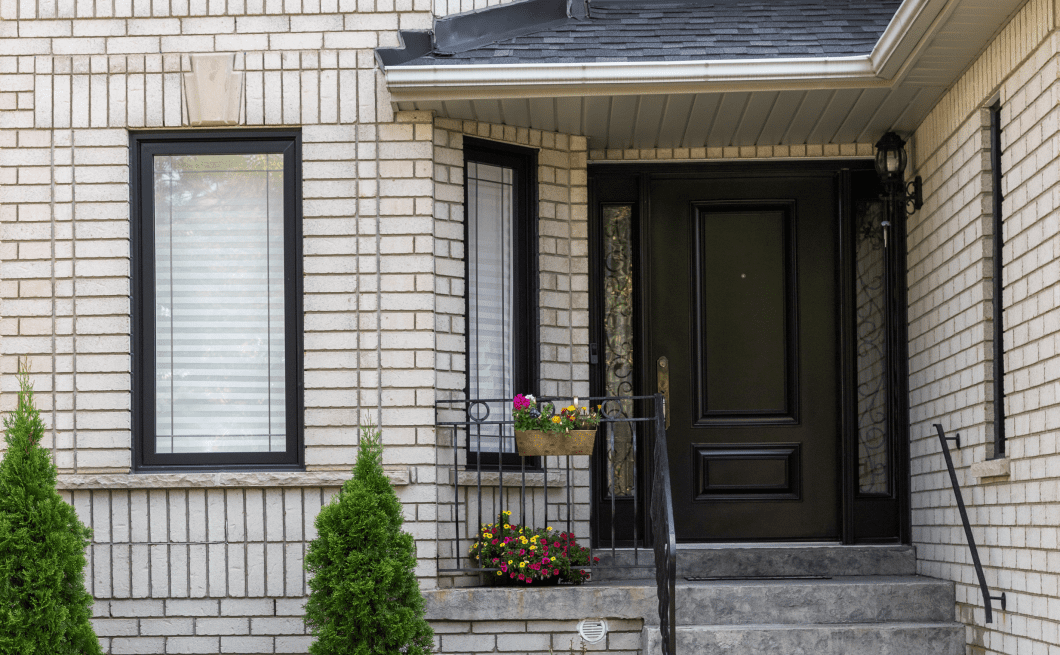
[838,168,856,545]
[990,102,1006,458]
[893,177,912,545]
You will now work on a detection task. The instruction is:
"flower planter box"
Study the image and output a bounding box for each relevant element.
[514,429,596,457]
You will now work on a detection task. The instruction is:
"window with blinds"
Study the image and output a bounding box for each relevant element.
[463,139,538,469]
[132,133,303,470]
[467,161,516,456]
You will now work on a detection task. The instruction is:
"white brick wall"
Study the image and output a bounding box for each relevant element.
[909,1,1060,653]
[65,484,333,653]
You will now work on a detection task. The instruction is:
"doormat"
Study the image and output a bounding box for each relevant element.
[685,575,832,581]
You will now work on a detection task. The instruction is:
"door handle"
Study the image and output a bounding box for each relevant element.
[657,356,670,429]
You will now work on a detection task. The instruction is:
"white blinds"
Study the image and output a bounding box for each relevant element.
[153,153,286,454]
[467,162,515,454]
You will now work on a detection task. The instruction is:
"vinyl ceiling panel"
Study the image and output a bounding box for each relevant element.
[408,84,949,150]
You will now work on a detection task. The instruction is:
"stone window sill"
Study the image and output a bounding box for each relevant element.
[56,468,410,490]
[451,470,567,489]
[969,458,1009,483]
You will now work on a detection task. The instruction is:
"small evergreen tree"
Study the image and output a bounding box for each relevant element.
[0,366,101,655]
[304,424,433,655]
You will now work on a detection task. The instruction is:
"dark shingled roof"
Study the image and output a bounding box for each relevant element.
[402,0,902,66]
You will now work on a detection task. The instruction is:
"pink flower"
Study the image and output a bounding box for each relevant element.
[514,394,531,411]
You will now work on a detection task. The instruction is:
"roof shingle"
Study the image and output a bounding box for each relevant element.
[403,0,901,66]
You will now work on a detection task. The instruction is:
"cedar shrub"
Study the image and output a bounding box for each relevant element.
[0,367,101,654]
[304,424,433,655]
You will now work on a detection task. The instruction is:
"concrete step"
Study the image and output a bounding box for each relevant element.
[670,576,954,625]
[642,621,965,655]
[426,576,954,626]
[592,544,917,580]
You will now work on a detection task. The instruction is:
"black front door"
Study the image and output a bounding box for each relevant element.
[648,173,840,541]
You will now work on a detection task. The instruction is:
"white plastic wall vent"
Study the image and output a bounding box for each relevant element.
[577,619,607,644]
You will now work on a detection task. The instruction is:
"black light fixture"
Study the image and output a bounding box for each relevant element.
[875,131,923,214]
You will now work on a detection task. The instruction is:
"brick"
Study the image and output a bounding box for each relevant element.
[221,635,274,653]
[140,618,194,635]
[166,637,221,654]
[110,599,165,617]
[197,617,250,635]
[166,599,220,616]
[90,618,138,637]
[251,616,305,635]
[275,635,314,652]
[441,633,496,652]
[111,637,165,654]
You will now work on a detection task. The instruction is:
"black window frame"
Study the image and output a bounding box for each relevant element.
[130,130,304,471]
[462,137,539,470]
[990,101,1006,459]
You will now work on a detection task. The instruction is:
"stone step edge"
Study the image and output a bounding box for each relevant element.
[642,621,964,630]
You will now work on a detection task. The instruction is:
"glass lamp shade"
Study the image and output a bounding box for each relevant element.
[874,132,907,182]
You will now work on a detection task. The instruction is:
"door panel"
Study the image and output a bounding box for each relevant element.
[649,176,839,541]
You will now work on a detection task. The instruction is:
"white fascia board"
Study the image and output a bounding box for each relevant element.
[387,56,884,101]
[384,0,951,102]
[870,0,954,78]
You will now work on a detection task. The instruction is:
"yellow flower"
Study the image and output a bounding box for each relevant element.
[547,526,554,531]
[504,524,510,529]
[552,416,562,424]
[497,571,503,576]
[503,510,511,515]
[567,405,576,412]
[519,562,526,568]
[530,545,536,551]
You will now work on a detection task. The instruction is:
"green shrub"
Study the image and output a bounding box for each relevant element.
[304,424,433,655]
[0,367,101,655]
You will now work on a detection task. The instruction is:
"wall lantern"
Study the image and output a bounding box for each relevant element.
[874,131,923,215]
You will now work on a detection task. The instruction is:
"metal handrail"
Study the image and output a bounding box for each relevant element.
[933,423,1006,623]
[651,393,677,655]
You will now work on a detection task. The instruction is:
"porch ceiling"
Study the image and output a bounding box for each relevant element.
[384,0,1026,150]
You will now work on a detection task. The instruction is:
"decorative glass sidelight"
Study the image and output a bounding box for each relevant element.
[602,205,635,497]
[855,199,890,494]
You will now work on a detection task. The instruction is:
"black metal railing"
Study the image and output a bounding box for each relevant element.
[934,423,1006,623]
[434,394,676,653]
[650,393,677,655]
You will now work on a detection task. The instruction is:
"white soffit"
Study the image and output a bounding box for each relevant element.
[385,0,1027,149]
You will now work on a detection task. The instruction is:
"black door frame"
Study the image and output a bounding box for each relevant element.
[588,160,910,546]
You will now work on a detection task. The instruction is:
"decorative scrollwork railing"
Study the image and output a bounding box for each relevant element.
[651,393,677,655]
[934,424,1006,623]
